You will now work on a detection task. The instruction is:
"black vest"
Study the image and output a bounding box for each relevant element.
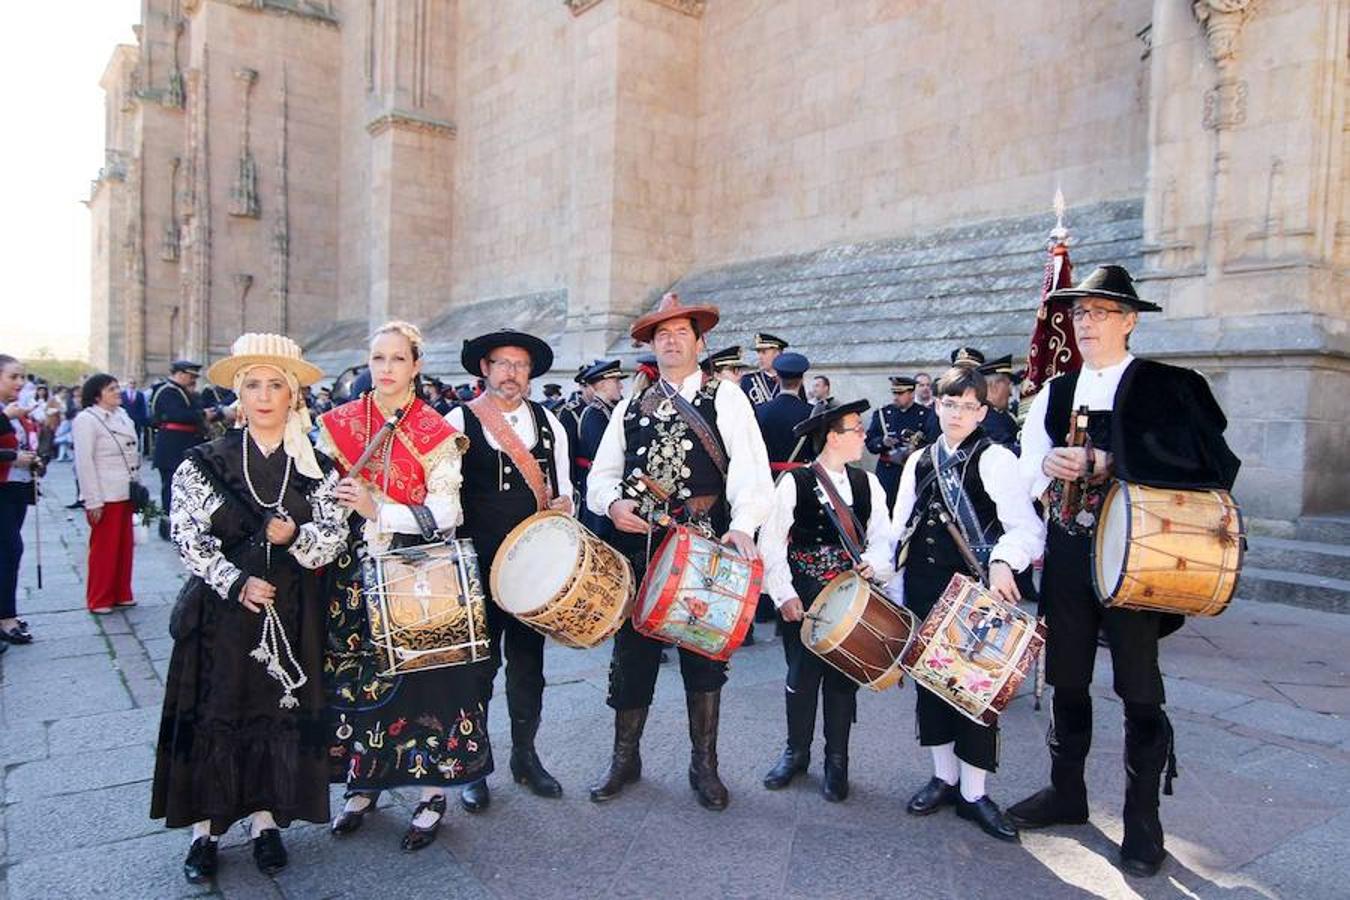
[786,465,871,549]
[907,432,1001,577]
[458,400,557,567]
[1047,371,1113,453]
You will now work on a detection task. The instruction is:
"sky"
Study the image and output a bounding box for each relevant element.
[0,0,143,360]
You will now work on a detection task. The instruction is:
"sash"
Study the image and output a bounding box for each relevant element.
[809,462,865,561]
[932,438,995,564]
[321,396,463,506]
[654,379,729,477]
[466,395,551,511]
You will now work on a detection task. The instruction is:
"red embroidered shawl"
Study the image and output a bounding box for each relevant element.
[319,395,465,505]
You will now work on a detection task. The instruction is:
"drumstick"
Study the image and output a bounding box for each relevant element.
[349,407,407,480]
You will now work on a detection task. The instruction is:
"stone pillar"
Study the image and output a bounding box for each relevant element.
[1140,0,1349,522]
[560,0,702,362]
[365,0,457,328]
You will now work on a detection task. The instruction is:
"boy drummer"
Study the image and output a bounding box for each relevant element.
[890,365,1044,841]
[757,399,895,802]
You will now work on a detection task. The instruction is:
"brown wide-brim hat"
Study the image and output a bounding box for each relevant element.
[1047,264,1162,312]
[630,291,720,344]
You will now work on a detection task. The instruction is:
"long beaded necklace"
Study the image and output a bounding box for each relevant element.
[361,389,412,493]
[240,427,306,709]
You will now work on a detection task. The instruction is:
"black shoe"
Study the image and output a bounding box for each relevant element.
[510,747,563,798]
[0,624,33,645]
[762,748,810,790]
[1119,850,1166,878]
[401,794,446,852]
[956,796,1020,843]
[183,837,218,884]
[330,791,379,835]
[252,828,288,875]
[1007,786,1089,829]
[906,777,959,816]
[821,754,849,803]
[460,777,490,813]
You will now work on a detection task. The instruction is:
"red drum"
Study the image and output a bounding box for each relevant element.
[633,526,763,661]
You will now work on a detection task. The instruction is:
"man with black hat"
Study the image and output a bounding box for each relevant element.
[149,361,218,539]
[741,332,802,406]
[864,375,933,509]
[586,292,772,811]
[447,330,574,812]
[757,398,893,803]
[575,359,624,538]
[1007,265,1240,878]
[978,355,1020,452]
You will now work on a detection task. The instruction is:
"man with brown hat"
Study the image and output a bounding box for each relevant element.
[586,292,772,811]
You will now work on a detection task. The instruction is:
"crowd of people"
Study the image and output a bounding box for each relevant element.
[0,263,1240,887]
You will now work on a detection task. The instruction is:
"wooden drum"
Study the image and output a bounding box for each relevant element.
[1092,481,1244,617]
[804,570,915,691]
[491,511,634,649]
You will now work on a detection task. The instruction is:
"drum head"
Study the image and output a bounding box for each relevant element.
[1094,483,1129,600]
[807,572,861,652]
[494,515,580,614]
[637,534,679,621]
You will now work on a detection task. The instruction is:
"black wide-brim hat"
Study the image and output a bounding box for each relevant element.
[461,330,554,379]
[793,398,871,439]
[1047,264,1162,312]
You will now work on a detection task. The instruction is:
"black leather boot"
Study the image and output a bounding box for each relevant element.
[589,707,649,802]
[763,689,816,790]
[1009,689,1092,828]
[1120,703,1174,877]
[510,715,563,798]
[820,690,854,802]
[687,690,729,810]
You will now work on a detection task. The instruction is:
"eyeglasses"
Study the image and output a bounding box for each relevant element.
[830,423,867,435]
[486,359,532,374]
[1070,306,1129,322]
[938,399,984,415]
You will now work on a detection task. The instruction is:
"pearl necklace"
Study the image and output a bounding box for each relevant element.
[241,427,292,510]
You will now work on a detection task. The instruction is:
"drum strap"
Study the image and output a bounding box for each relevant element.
[467,395,551,511]
[407,504,440,541]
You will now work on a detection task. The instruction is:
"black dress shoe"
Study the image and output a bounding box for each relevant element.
[1119,851,1166,878]
[183,837,218,884]
[762,748,809,790]
[1007,786,1089,829]
[956,795,1020,843]
[252,828,288,874]
[510,747,563,798]
[330,791,379,835]
[0,624,33,645]
[401,794,446,852]
[460,777,491,813]
[906,777,959,816]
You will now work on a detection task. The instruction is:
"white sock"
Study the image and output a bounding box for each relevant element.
[190,820,216,844]
[959,761,989,802]
[411,788,445,829]
[249,810,277,838]
[343,793,374,815]
[930,743,959,785]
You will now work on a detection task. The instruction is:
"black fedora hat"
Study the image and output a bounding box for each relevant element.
[792,398,871,439]
[461,330,555,379]
[1047,265,1161,312]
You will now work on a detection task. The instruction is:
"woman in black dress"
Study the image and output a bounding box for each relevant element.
[151,334,346,884]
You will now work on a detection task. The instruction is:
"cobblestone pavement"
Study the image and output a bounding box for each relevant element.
[1,462,1347,899]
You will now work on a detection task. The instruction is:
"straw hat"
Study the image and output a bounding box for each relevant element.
[206,333,324,388]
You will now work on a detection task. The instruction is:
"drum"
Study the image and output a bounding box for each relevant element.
[490,511,635,649]
[633,526,762,661]
[1093,481,1244,617]
[361,539,490,676]
[901,574,1045,725]
[804,570,915,691]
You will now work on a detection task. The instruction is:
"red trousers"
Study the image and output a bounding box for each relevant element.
[87,501,135,611]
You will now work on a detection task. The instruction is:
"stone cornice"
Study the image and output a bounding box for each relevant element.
[365,110,457,139]
[182,0,339,28]
[565,0,706,18]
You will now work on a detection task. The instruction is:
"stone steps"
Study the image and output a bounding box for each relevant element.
[1244,536,1350,581]
[1295,514,1350,545]
[1237,566,1350,615]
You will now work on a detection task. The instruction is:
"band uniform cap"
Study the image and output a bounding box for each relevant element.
[629,291,719,344]
[461,329,555,379]
[582,359,625,384]
[543,383,563,394]
[205,334,323,388]
[771,351,810,378]
[792,398,871,439]
[1046,264,1162,312]
[950,346,986,367]
[703,345,746,371]
[978,354,1015,377]
[573,361,596,385]
[889,375,917,392]
[170,359,203,375]
[753,332,790,351]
